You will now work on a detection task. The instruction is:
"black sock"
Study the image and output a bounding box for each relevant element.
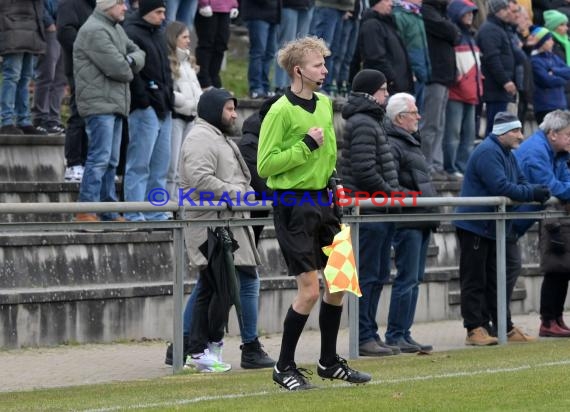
[277,306,309,371]
[319,301,343,367]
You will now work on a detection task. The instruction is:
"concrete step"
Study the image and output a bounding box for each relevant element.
[0,231,174,290]
[447,263,540,305]
[0,182,78,222]
[0,135,65,182]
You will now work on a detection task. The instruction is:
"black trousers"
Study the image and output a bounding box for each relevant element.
[540,272,570,321]
[194,12,230,89]
[64,77,88,167]
[457,229,518,331]
[187,269,226,354]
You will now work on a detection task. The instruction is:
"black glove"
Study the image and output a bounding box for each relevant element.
[549,227,565,255]
[532,186,551,203]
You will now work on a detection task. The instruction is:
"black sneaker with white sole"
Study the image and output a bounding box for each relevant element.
[317,355,371,384]
[272,364,316,391]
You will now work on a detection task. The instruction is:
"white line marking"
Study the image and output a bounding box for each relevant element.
[80,359,570,412]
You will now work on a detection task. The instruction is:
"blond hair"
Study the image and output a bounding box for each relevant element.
[277,36,331,78]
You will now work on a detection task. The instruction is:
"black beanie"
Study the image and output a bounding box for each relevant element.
[351,69,387,96]
[197,88,238,131]
[139,0,166,16]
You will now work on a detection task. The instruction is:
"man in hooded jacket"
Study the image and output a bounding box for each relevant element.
[171,88,275,372]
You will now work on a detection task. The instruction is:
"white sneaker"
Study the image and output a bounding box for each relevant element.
[207,340,224,362]
[185,349,231,373]
[64,165,84,182]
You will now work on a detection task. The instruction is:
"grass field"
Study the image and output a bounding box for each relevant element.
[2,340,570,411]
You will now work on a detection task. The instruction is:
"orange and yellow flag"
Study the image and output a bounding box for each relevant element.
[321,224,362,297]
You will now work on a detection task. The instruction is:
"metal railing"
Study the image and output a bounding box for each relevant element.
[0,197,564,372]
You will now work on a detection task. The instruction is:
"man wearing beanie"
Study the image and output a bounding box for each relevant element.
[454,112,550,346]
[476,0,518,136]
[529,25,570,123]
[73,0,145,223]
[122,0,174,221]
[177,88,275,371]
[339,69,401,357]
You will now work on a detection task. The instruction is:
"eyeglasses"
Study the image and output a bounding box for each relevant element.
[400,111,420,116]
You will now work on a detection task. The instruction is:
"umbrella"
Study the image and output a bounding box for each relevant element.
[199,226,242,334]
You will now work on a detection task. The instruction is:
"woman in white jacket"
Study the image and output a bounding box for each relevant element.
[166,21,203,204]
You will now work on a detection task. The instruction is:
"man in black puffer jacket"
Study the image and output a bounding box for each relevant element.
[384,92,439,353]
[123,0,174,222]
[340,69,401,358]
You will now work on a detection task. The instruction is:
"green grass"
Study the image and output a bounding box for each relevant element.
[2,341,570,411]
[221,55,248,98]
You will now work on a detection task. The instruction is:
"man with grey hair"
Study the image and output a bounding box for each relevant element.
[384,92,438,352]
[514,109,570,337]
[73,0,145,223]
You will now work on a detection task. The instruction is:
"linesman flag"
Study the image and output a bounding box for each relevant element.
[321,224,362,297]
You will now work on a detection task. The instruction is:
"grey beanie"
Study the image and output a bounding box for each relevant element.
[488,0,509,15]
[96,0,120,10]
[492,112,522,135]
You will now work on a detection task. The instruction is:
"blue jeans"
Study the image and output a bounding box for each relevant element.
[484,101,508,136]
[124,107,172,221]
[310,7,344,92]
[1,53,34,127]
[385,228,431,342]
[79,114,123,221]
[246,20,278,95]
[420,83,448,172]
[358,221,395,344]
[443,100,476,174]
[332,18,359,86]
[32,31,66,126]
[183,269,260,344]
[274,7,313,90]
[166,0,198,28]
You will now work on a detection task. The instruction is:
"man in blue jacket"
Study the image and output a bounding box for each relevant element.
[514,110,570,337]
[454,112,550,346]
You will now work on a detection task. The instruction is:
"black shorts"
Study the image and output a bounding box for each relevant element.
[273,189,340,276]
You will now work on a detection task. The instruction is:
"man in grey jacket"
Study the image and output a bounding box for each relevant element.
[73,0,145,223]
[172,88,275,372]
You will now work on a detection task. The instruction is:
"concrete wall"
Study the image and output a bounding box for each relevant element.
[0,99,561,349]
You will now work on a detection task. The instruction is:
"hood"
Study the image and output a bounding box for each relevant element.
[361,8,393,24]
[384,118,421,146]
[447,0,478,25]
[424,0,448,12]
[123,11,162,32]
[341,92,385,120]
[241,113,261,137]
[197,88,237,131]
